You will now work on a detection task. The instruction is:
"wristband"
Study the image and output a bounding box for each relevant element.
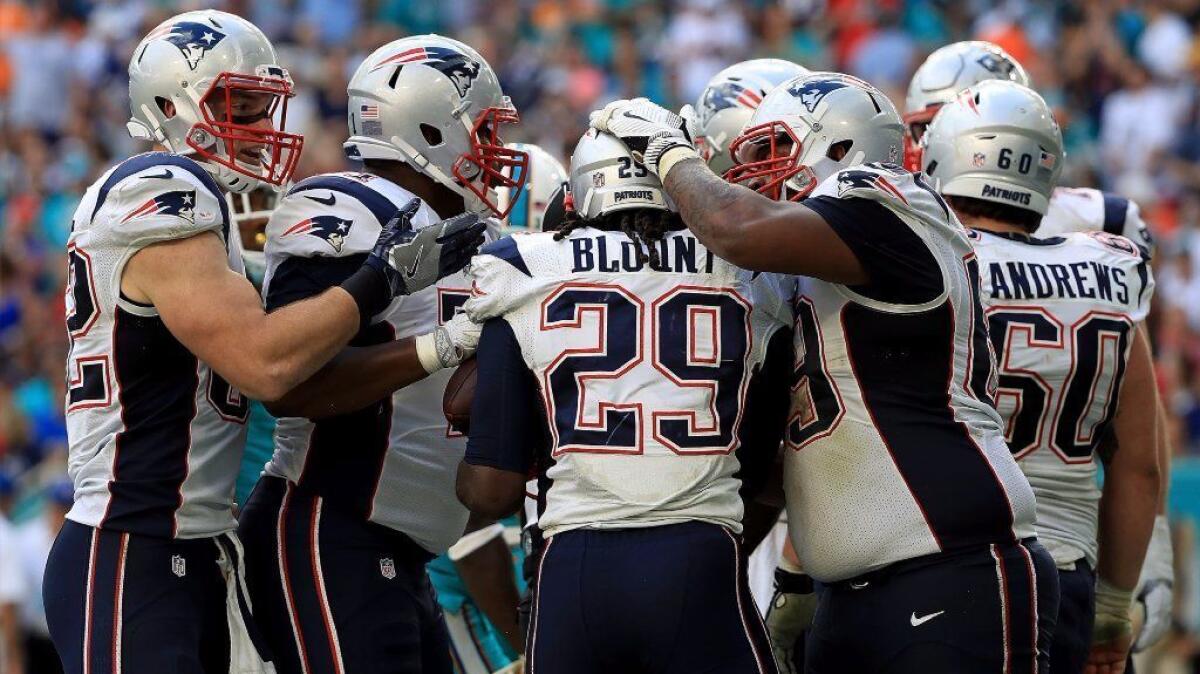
[657,145,701,181]
[340,263,391,322]
[1095,577,1135,619]
[447,522,505,561]
[414,330,444,374]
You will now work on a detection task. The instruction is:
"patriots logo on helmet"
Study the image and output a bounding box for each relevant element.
[281,216,353,253]
[976,52,1017,78]
[121,189,196,223]
[703,79,764,115]
[788,78,848,113]
[150,21,226,71]
[369,46,482,98]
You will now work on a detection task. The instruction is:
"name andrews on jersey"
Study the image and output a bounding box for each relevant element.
[987,258,1131,304]
[571,231,719,273]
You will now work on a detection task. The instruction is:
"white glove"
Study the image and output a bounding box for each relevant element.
[1133,515,1174,652]
[414,312,482,374]
[589,98,697,178]
[765,568,817,674]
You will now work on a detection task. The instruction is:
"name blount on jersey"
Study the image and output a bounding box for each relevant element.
[986,258,1131,303]
[571,231,718,274]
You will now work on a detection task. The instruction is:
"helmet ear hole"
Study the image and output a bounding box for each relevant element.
[827,139,853,161]
[420,123,443,146]
[156,97,175,118]
[925,160,938,175]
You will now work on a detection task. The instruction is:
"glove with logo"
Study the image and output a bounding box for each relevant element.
[372,208,485,297]
[415,312,482,375]
[766,566,818,674]
[589,98,700,180]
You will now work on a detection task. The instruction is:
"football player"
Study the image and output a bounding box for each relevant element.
[903,41,1029,172]
[456,128,794,673]
[235,35,524,674]
[906,41,1177,666]
[693,59,811,175]
[591,73,1055,672]
[44,12,483,674]
[924,81,1161,674]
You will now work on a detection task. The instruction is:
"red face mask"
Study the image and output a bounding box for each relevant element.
[452,105,530,218]
[190,71,304,188]
[901,105,941,173]
[723,121,817,201]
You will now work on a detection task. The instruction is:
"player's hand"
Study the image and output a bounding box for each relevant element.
[1087,578,1135,674]
[765,568,817,674]
[415,312,482,374]
[366,200,485,297]
[589,98,695,178]
[1133,515,1174,652]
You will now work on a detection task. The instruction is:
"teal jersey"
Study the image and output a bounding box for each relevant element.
[236,400,275,506]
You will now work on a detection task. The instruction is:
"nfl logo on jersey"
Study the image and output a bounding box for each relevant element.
[380,557,396,580]
[171,554,187,578]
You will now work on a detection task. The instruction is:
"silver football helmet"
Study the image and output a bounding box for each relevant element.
[922,80,1063,216]
[694,58,810,175]
[496,143,568,232]
[127,10,303,193]
[725,72,903,202]
[568,128,674,220]
[903,41,1028,170]
[343,35,529,218]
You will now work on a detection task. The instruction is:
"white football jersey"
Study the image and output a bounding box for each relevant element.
[465,228,792,537]
[1039,187,1153,254]
[261,172,471,554]
[782,164,1037,582]
[973,228,1154,567]
[64,153,249,539]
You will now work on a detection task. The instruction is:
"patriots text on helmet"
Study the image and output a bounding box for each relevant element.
[981,183,1032,205]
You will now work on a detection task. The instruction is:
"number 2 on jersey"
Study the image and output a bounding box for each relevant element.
[541,283,751,455]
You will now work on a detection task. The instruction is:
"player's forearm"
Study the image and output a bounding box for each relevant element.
[265,337,427,418]
[1097,465,1159,590]
[663,158,789,269]
[662,159,866,282]
[240,288,362,401]
[453,522,523,653]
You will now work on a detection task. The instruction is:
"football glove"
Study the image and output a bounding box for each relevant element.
[765,567,817,674]
[365,202,485,298]
[1133,515,1174,652]
[415,312,482,374]
[1086,577,1134,674]
[589,98,697,179]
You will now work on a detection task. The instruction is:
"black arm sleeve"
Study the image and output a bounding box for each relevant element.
[735,326,793,499]
[264,253,368,310]
[804,195,944,305]
[465,318,541,474]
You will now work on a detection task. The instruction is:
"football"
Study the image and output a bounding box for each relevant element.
[443,356,478,435]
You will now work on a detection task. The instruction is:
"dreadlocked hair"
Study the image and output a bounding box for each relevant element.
[554,208,684,269]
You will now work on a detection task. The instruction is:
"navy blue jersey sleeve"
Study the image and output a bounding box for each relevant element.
[465,318,541,474]
[265,253,367,311]
[735,326,792,498]
[804,195,944,305]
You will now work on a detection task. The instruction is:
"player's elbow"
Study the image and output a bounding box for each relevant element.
[456,463,523,519]
[239,364,296,404]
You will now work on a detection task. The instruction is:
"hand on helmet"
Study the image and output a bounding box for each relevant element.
[366,200,486,298]
[589,98,696,178]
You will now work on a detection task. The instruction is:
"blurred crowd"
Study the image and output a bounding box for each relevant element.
[4,0,1200,672]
